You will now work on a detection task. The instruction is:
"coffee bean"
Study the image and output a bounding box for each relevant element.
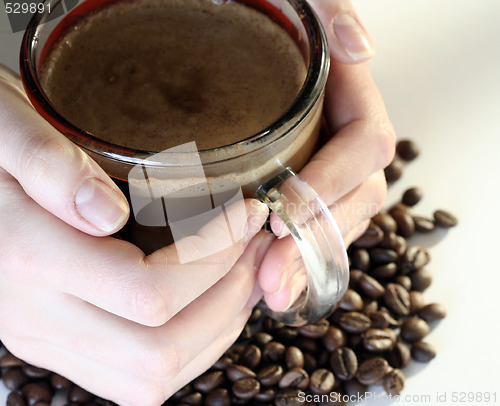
[357,357,389,385]
[285,346,304,369]
[226,365,256,382]
[366,311,389,329]
[22,365,51,379]
[362,328,397,352]
[433,209,458,228]
[257,365,283,387]
[330,347,358,381]
[391,208,415,238]
[343,379,367,399]
[396,139,419,161]
[297,319,329,339]
[393,235,407,256]
[372,212,398,234]
[3,368,29,391]
[401,317,430,342]
[387,342,411,369]
[50,373,72,390]
[394,275,412,291]
[254,388,276,403]
[321,327,346,352]
[402,187,423,206]
[339,312,371,334]
[275,388,302,406]
[409,290,426,314]
[278,368,309,389]
[232,377,260,400]
[358,274,385,299]
[384,283,411,316]
[418,303,447,321]
[67,385,95,404]
[349,269,364,288]
[379,231,398,250]
[193,371,225,393]
[22,382,52,405]
[339,289,364,312]
[384,158,404,182]
[413,216,435,232]
[205,388,230,406]
[213,355,233,370]
[7,391,27,406]
[172,384,193,400]
[410,269,432,292]
[370,263,398,281]
[401,245,431,272]
[350,249,371,271]
[248,307,262,323]
[294,337,319,355]
[352,222,384,248]
[383,369,405,396]
[370,248,398,265]
[181,391,203,406]
[302,352,317,373]
[380,307,403,327]
[274,328,299,344]
[262,341,286,364]
[309,369,335,395]
[411,341,436,362]
[0,353,26,368]
[239,344,261,370]
[252,331,273,348]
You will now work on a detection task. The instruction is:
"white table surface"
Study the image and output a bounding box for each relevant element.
[1,0,500,405]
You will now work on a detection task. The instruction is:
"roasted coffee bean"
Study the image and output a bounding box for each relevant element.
[51,373,72,390]
[22,382,52,405]
[3,368,29,391]
[339,312,371,334]
[239,344,261,370]
[278,368,309,389]
[362,328,397,352]
[401,245,430,272]
[370,263,398,281]
[410,269,433,292]
[384,283,411,316]
[391,208,415,238]
[363,299,379,313]
[303,352,318,373]
[285,346,305,369]
[418,303,447,321]
[172,384,193,400]
[274,328,299,344]
[401,317,430,342]
[213,355,233,370]
[372,212,398,234]
[225,346,243,364]
[339,289,364,312]
[383,369,405,396]
[409,290,426,314]
[330,347,358,381]
[370,248,398,265]
[205,388,230,406]
[380,307,403,327]
[321,327,347,352]
[394,275,412,291]
[343,379,368,399]
[352,222,384,248]
[0,353,26,368]
[350,249,371,271]
[257,365,283,387]
[366,310,390,329]
[357,357,389,385]
[358,274,385,299]
[275,388,302,406]
[181,391,203,406]
[193,370,225,393]
[309,369,335,395]
[297,320,329,338]
[387,342,411,369]
[411,341,436,362]
[349,269,364,288]
[294,337,319,355]
[393,235,407,256]
[22,365,51,379]
[254,388,276,403]
[248,307,263,323]
[413,216,435,232]
[384,158,404,182]
[7,391,27,406]
[396,139,419,161]
[401,187,423,206]
[67,385,95,404]
[252,331,273,347]
[226,364,256,382]
[433,209,458,228]
[232,377,260,400]
[262,341,286,364]
[379,231,398,250]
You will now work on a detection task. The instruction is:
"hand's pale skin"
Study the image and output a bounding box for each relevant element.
[0,0,395,404]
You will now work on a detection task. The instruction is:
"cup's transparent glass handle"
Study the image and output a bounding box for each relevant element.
[256,167,349,326]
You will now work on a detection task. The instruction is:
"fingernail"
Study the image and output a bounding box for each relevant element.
[75,178,129,232]
[331,13,375,61]
[243,201,269,243]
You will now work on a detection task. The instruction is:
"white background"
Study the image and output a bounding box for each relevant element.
[1,0,500,404]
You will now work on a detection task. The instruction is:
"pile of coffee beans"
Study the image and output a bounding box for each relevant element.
[0,139,457,405]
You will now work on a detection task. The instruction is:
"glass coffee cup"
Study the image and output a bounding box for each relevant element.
[20,0,349,326]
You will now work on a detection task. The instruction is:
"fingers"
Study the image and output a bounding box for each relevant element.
[308,0,375,63]
[0,68,129,236]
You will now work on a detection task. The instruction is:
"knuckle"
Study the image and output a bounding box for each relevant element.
[368,171,388,216]
[139,345,180,381]
[127,382,167,406]
[375,122,397,170]
[126,281,169,326]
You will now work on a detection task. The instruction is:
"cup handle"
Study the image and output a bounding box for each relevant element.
[256,167,349,326]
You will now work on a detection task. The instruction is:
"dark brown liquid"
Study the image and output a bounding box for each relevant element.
[40,0,307,151]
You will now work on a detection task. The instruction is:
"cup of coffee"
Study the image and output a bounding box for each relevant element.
[20,0,349,326]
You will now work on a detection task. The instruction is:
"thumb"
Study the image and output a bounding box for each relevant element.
[308,0,375,63]
[0,65,129,236]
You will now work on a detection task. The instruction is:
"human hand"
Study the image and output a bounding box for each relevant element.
[258,0,396,311]
[0,64,271,405]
